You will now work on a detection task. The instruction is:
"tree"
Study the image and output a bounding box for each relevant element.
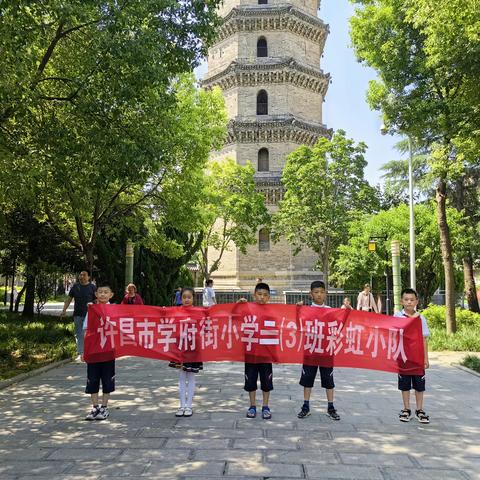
[381,141,480,312]
[198,159,270,280]
[332,203,465,307]
[350,0,480,332]
[273,130,378,285]
[0,208,82,316]
[0,2,225,273]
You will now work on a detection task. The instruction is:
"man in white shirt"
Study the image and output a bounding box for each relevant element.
[202,279,216,307]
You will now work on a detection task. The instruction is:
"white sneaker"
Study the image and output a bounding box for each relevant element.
[175,407,185,417]
[183,407,193,417]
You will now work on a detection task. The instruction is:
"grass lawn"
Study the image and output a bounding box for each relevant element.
[0,311,76,380]
[461,354,480,373]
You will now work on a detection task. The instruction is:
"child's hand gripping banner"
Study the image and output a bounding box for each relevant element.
[84,303,425,375]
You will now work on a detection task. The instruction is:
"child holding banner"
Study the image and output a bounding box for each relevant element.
[394,288,430,424]
[297,281,340,421]
[82,284,115,421]
[175,287,203,418]
[239,282,274,420]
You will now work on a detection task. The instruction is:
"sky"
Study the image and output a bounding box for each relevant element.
[195,0,402,185]
[320,0,400,185]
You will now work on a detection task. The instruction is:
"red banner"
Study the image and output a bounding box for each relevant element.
[84,303,425,375]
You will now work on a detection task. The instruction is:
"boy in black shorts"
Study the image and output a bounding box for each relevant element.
[239,282,273,420]
[297,281,340,420]
[81,284,115,421]
[394,288,430,423]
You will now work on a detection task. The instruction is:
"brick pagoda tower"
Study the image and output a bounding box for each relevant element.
[202,0,331,290]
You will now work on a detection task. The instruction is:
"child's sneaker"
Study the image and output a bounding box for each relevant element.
[96,406,109,420]
[246,406,257,418]
[261,406,272,420]
[399,408,412,422]
[297,405,311,419]
[183,407,193,417]
[415,409,430,424]
[327,408,340,420]
[85,406,100,421]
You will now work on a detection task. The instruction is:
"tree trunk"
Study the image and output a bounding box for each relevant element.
[22,268,36,317]
[436,179,456,333]
[84,243,95,278]
[14,284,26,313]
[9,258,16,312]
[463,254,480,312]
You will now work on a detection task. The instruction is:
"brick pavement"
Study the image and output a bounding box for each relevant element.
[0,354,479,479]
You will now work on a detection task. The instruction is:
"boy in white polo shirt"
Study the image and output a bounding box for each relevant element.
[394,288,430,424]
[297,280,340,421]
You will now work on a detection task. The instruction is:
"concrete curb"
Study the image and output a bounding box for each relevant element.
[452,363,480,378]
[0,358,72,390]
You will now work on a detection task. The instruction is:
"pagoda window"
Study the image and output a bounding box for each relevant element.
[258,148,269,172]
[259,228,270,251]
[257,37,268,57]
[257,90,268,115]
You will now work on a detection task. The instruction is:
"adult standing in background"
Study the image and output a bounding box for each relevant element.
[61,271,97,359]
[174,286,183,306]
[356,283,379,313]
[121,283,144,305]
[202,279,216,307]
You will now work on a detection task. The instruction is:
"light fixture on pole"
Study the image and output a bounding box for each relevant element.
[380,124,416,291]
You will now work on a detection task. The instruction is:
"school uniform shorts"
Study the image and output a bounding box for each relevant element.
[299,365,335,389]
[85,360,116,394]
[398,373,426,392]
[244,363,273,392]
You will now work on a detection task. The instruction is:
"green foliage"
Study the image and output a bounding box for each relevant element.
[422,305,480,330]
[424,305,480,351]
[0,311,76,380]
[199,159,270,278]
[428,328,480,352]
[461,355,480,373]
[332,202,464,305]
[0,2,225,271]
[274,130,378,279]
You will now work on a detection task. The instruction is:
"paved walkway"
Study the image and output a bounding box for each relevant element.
[1,353,479,479]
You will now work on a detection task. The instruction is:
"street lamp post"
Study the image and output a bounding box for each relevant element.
[407,137,416,291]
[380,125,416,291]
[368,237,390,315]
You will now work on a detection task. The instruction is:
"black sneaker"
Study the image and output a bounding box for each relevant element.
[96,406,109,420]
[297,406,311,419]
[327,408,340,421]
[415,409,430,424]
[85,406,100,421]
[399,408,412,422]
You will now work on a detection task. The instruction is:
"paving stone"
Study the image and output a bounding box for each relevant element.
[192,450,263,462]
[383,467,469,480]
[144,461,225,477]
[339,452,415,466]
[266,450,339,465]
[0,461,72,476]
[226,461,303,477]
[305,464,384,479]
[119,448,191,462]
[233,437,300,450]
[47,448,123,460]
[1,356,478,479]
[0,448,53,460]
[164,438,230,449]
[66,461,148,476]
